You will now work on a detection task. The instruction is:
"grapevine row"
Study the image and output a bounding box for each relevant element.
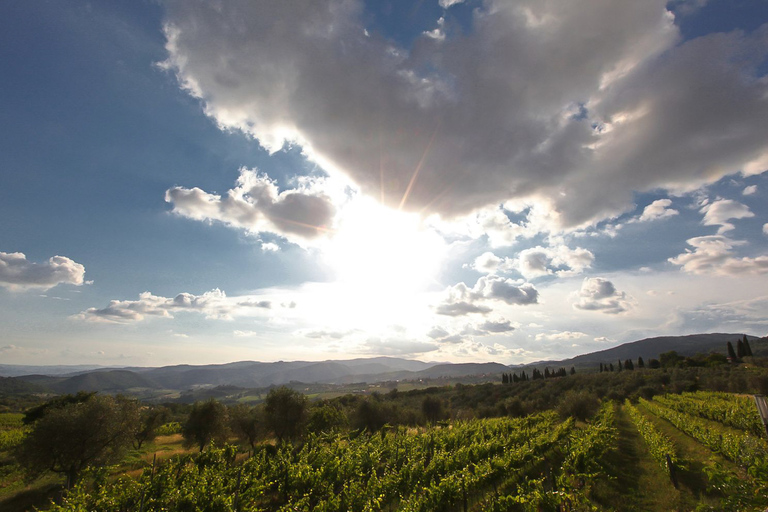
[653,392,765,438]
[640,398,768,480]
[624,400,679,476]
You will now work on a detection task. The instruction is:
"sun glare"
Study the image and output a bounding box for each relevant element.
[313,198,447,330]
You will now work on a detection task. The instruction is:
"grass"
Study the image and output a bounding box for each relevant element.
[591,403,690,511]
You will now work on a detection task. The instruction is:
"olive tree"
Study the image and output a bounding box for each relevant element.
[182,399,229,452]
[264,387,308,442]
[16,394,139,487]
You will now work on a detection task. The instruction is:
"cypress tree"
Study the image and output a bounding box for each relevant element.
[727,341,737,361]
[744,336,754,357]
[599,363,603,373]
[618,359,623,371]
[544,368,550,379]
[625,359,634,370]
[638,357,645,368]
[609,363,614,372]
[737,339,745,358]
[570,366,576,375]
[502,373,509,384]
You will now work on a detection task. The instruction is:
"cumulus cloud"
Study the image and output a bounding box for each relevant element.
[162,0,768,229]
[477,319,516,333]
[764,223,768,236]
[0,251,86,291]
[636,199,679,222]
[166,168,336,243]
[76,289,283,323]
[472,252,503,273]
[743,185,757,196]
[572,277,632,314]
[700,199,754,233]
[435,275,538,316]
[516,245,594,279]
[669,235,768,275]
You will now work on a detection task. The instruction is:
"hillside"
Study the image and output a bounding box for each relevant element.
[531,333,763,370]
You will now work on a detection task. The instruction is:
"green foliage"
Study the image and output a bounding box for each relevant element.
[641,398,768,480]
[155,421,182,436]
[306,401,346,434]
[625,400,680,475]
[228,404,264,449]
[22,391,95,425]
[654,391,765,438]
[15,394,139,486]
[264,386,308,442]
[182,399,229,452]
[557,390,600,421]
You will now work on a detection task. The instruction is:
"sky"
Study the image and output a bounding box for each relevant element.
[1,0,767,367]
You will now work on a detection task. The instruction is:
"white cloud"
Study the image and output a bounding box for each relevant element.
[669,235,768,275]
[0,251,86,291]
[636,199,679,222]
[516,245,594,279]
[162,1,768,229]
[435,275,539,316]
[472,252,503,273]
[474,275,539,305]
[700,199,754,233]
[166,168,336,243]
[362,337,438,355]
[764,223,768,236]
[572,277,632,314]
[75,289,284,323]
[535,330,588,341]
[261,242,280,252]
[439,0,464,8]
[743,185,757,196]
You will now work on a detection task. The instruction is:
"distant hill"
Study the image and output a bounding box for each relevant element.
[0,364,115,378]
[530,333,763,370]
[0,376,44,394]
[8,333,766,395]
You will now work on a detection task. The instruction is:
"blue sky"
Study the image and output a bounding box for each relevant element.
[1,0,767,366]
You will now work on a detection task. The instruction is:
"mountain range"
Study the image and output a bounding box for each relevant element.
[1,333,762,396]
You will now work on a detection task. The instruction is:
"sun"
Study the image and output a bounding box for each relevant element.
[311,197,447,331]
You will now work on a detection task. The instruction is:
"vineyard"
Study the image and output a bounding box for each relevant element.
[3,390,768,510]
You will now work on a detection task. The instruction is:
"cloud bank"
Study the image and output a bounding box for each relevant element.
[162,0,768,228]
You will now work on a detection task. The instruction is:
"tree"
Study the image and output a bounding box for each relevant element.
[182,399,229,452]
[134,406,168,449]
[727,341,738,361]
[229,404,263,450]
[16,394,139,487]
[570,366,576,375]
[352,399,390,432]
[737,338,746,358]
[660,351,682,368]
[264,387,308,442]
[599,363,604,373]
[502,373,509,384]
[744,336,754,357]
[624,359,634,371]
[637,357,645,369]
[648,358,661,369]
[609,363,614,372]
[422,396,443,424]
[618,359,623,371]
[307,402,346,434]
